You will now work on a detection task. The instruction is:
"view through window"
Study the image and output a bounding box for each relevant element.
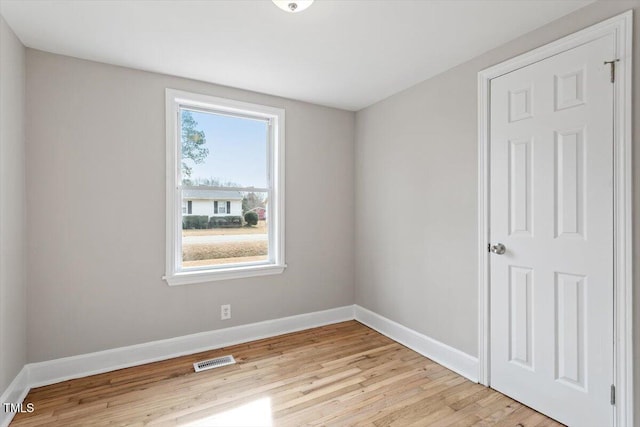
[180,108,270,269]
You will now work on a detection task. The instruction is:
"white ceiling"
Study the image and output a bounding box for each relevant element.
[0,0,594,111]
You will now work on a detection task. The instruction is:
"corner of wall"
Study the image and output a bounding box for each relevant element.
[0,14,28,401]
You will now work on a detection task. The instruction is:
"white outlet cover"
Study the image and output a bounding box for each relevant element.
[221,304,231,319]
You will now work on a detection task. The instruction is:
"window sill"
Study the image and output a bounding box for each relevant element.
[163,263,286,286]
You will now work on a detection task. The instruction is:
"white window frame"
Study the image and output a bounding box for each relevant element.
[164,89,286,285]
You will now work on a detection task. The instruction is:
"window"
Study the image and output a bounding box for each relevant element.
[165,89,285,285]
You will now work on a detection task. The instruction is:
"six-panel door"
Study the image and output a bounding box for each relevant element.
[489,34,615,426]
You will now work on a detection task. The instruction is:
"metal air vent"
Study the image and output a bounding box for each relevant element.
[193,355,236,372]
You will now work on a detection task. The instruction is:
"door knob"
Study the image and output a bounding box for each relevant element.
[490,243,506,255]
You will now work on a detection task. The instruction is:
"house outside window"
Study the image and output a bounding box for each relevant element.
[165,89,285,285]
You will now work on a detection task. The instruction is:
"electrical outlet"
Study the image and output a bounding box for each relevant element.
[221,304,231,320]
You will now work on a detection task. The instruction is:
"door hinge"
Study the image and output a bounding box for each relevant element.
[604,59,620,83]
[610,384,616,405]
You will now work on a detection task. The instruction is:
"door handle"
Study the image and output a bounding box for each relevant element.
[490,243,506,255]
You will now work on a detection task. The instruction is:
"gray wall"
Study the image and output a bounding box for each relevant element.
[0,16,27,392]
[26,50,355,362]
[355,0,639,359]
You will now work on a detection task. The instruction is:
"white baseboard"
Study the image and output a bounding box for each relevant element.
[28,305,354,388]
[2,303,479,424]
[354,305,478,382]
[0,366,29,427]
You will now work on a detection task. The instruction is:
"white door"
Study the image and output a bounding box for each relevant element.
[489,34,615,426]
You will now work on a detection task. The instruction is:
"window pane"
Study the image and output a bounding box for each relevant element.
[180,108,268,189]
[181,190,269,268]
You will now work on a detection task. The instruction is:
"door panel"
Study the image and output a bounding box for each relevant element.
[508,266,533,369]
[490,34,614,426]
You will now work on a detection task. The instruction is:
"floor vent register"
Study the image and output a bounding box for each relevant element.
[193,355,236,372]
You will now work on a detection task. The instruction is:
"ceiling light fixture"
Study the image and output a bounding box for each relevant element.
[272,0,314,13]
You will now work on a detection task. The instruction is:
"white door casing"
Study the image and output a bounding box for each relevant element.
[477,11,633,427]
[490,34,613,426]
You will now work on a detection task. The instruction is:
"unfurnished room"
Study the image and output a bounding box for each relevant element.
[0,0,638,426]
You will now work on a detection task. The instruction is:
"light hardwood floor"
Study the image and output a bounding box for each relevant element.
[11,321,563,426]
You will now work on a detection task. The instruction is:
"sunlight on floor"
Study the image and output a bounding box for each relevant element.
[179,397,273,427]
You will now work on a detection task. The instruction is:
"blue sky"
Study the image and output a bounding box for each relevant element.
[183,109,268,188]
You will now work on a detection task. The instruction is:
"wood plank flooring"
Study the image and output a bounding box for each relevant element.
[11,321,563,426]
